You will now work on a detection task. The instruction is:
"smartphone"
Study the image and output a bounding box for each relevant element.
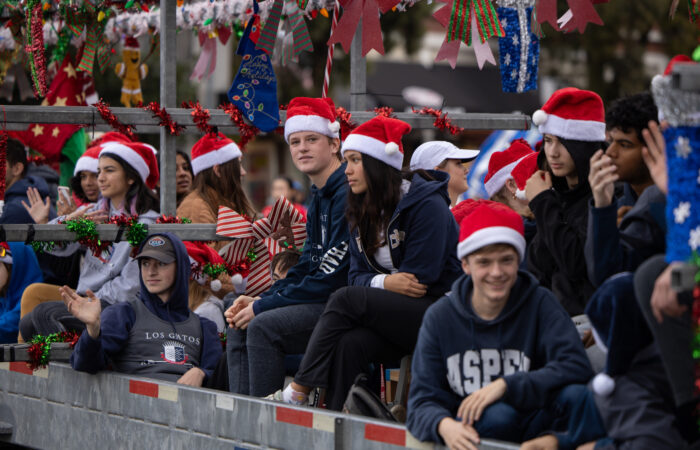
[58,186,71,204]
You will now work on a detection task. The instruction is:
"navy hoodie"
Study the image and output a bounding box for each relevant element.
[70,233,222,381]
[0,174,56,224]
[349,171,461,297]
[253,164,350,314]
[406,272,593,444]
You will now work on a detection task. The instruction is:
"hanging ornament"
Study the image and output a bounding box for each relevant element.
[277,2,314,66]
[651,64,700,263]
[115,36,148,108]
[227,1,280,133]
[190,26,232,81]
[76,3,108,74]
[536,0,605,33]
[327,0,400,56]
[322,1,340,96]
[25,0,48,97]
[256,0,285,55]
[496,0,539,93]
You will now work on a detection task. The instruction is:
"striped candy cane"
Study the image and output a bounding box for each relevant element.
[322,0,340,98]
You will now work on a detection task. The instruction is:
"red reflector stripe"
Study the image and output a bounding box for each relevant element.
[129,380,159,398]
[9,362,33,375]
[276,406,313,428]
[364,423,406,446]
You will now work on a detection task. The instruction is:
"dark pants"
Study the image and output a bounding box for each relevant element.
[473,384,605,449]
[19,300,110,341]
[294,286,435,411]
[634,255,695,407]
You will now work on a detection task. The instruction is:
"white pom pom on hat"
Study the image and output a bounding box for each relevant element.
[328,121,341,134]
[532,109,548,126]
[385,142,400,155]
[592,373,615,397]
[210,279,222,292]
[340,115,412,171]
[231,273,243,285]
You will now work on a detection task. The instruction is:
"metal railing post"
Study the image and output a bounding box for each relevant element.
[349,23,367,111]
[159,0,177,216]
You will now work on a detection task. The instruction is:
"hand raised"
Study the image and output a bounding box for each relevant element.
[59,286,102,338]
[21,186,51,224]
[588,150,617,208]
[641,120,668,195]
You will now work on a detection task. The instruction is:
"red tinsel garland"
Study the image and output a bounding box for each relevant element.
[155,215,192,224]
[27,331,80,371]
[143,101,184,136]
[411,107,465,136]
[0,131,6,201]
[27,2,47,97]
[219,102,260,148]
[95,99,137,140]
[374,106,395,118]
[182,101,214,135]
[335,107,357,138]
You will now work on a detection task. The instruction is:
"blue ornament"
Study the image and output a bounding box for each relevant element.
[497,2,539,93]
[227,1,280,132]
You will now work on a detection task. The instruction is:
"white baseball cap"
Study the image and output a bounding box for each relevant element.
[409,141,480,171]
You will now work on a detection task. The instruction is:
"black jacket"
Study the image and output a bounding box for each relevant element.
[527,142,598,316]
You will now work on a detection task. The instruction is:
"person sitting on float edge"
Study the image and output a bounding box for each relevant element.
[406,200,594,448]
[64,233,221,386]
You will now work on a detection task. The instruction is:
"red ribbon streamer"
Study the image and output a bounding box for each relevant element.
[95,99,137,141]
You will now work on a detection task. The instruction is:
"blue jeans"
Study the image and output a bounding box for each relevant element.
[473,384,606,449]
[226,303,325,397]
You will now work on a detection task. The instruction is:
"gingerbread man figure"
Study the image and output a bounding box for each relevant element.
[115,36,148,107]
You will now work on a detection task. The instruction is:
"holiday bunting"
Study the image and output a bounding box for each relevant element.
[328,0,401,56]
[496,0,539,93]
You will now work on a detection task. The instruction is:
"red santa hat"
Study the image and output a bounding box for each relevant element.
[341,116,411,171]
[184,241,237,292]
[455,199,525,261]
[284,97,340,143]
[532,87,605,142]
[664,54,693,75]
[123,36,140,51]
[99,141,160,190]
[73,145,102,176]
[483,139,534,197]
[190,132,242,176]
[511,152,540,200]
[88,131,133,148]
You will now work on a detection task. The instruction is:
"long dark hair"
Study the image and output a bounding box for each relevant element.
[191,157,256,218]
[70,172,92,203]
[99,153,160,215]
[345,154,407,257]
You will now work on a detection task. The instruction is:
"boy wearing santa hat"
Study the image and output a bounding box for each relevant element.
[407,200,597,448]
[225,97,351,398]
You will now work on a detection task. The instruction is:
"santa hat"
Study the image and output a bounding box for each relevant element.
[99,141,160,190]
[483,139,534,197]
[284,97,340,142]
[341,116,412,171]
[88,131,133,148]
[511,152,540,200]
[190,132,242,176]
[455,199,525,261]
[123,36,140,51]
[532,87,605,142]
[73,145,102,176]
[0,242,12,265]
[664,54,693,76]
[184,241,237,292]
[585,274,646,397]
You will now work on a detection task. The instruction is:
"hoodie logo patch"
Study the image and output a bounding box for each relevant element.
[161,341,189,365]
[148,237,166,247]
[389,230,405,249]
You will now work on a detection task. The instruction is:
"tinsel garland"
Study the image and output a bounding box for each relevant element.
[374,106,395,118]
[335,107,357,138]
[203,262,230,279]
[142,101,184,136]
[95,99,137,140]
[27,331,80,371]
[155,215,192,224]
[31,241,56,253]
[411,107,465,135]
[64,218,109,257]
[25,0,47,97]
[109,214,148,248]
[220,102,261,148]
[182,101,214,135]
[50,27,72,65]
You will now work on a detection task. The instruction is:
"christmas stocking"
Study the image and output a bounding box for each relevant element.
[227,2,280,132]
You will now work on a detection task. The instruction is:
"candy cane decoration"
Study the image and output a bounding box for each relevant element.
[322,0,340,98]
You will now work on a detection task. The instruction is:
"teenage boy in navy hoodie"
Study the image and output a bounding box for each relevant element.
[407,200,596,449]
[225,97,350,397]
[62,233,221,386]
[585,92,666,287]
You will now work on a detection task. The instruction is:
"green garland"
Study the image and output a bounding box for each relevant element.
[203,262,228,279]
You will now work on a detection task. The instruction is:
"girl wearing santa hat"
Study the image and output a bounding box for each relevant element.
[273,115,462,410]
[526,87,606,316]
[18,140,161,341]
[177,132,255,252]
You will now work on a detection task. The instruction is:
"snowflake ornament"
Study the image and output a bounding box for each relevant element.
[501,18,508,28]
[675,136,692,159]
[690,226,700,251]
[674,202,691,224]
[504,53,511,66]
[512,34,519,46]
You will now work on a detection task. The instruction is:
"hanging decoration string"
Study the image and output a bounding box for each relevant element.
[322,0,340,98]
[25,0,47,97]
